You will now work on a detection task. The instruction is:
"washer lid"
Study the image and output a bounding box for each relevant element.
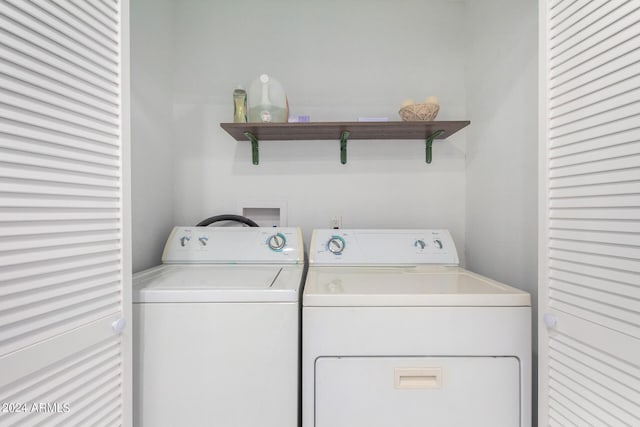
[133,264,303,303]
[303,266,530,307]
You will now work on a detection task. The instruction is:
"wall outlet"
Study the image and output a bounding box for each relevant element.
[330,216,342,229]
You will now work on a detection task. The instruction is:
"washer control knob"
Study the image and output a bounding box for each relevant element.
[198,236,208,246]
[433,239,443,249]
[267,232,286,251]
[180,236,191,247]
[414,239,426,250]
[327,236,346,255]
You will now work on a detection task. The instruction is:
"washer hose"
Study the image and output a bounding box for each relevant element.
[196,214,259,227]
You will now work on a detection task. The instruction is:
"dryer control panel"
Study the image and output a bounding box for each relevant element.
[162,226,303,264]
[310,229,459,266]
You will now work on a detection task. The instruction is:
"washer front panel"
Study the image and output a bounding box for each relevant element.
[302,305,532,427]
[315,356,520,427]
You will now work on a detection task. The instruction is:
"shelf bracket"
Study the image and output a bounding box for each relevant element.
[425,130,445,164]
[243,131,260,165]
[340,130,350,164]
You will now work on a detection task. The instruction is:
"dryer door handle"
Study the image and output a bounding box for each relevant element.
[394,367,443,389]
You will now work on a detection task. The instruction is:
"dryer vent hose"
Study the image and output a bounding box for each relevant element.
[196,214,259,227]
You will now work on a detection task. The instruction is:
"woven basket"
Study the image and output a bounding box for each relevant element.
[399,103,439,121]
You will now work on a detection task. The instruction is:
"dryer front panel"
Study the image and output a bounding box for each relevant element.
[315,356,520,427]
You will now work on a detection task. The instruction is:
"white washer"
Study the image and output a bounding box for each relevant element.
[133,226,304,427]
[302,229,531,427]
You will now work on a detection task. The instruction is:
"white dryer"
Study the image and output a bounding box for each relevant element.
[133,226,304,427]
[302,229,531,427]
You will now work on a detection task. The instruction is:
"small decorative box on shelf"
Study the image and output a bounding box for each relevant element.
[220,121,470,165]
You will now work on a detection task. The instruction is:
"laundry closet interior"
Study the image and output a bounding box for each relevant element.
[130,0,538,420]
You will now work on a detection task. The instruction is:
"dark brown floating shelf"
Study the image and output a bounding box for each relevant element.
[220,121,470,165]
[221,121,469,141]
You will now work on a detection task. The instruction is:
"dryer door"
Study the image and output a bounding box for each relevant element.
[315,356,520,427]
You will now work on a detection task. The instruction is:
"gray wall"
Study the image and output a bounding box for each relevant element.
[464,0,538,421]
[464,0,538,330]
[168,0,468,256]
[131,0,175,272]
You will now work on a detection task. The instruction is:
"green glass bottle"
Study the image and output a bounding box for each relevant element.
[233,86,247,123]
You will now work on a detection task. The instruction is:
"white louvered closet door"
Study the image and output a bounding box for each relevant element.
[539,0,640,425]
[0,0,131,426]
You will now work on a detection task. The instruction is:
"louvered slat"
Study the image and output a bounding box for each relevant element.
[0,292,120,356]
[550,2,640,71]
[548,0,577,21]
[84,0,119,25]
[5,0,118,66]
[541,1,640,424]
[549,115,640,147]
[0,56,118,117]
[550,182,640,198]
[550,168,640,188]
[550,258,639,286]
[550,248,639,273]
[548,333,640,425]
[550,153,640,178]
[68,0,119,36]
[550,72,640,123]
[0,105,119,146]
[100,0,119,15]
[0,251,120,283]
[0,2,119,84]
[33,1,118,59]
[1,88,119,136]
[550,38,640,98]
[0,184,119,205]
[0,262,119,298]
[549,128,639,158]
[0,121,119,156]
[0,135,119,167]
[0,219,119,237]
[549,407,577,427]
[549,228,640,247]
[0,229,121,253]
[0,148,119,177]
[549,1,615,50]
[549,376,633,425]
[0,25,118,98]
[0,196,119,210]
[0,337,122,426]
[52,0,118,43]
[0,240,121,267]
[0,74,119,127]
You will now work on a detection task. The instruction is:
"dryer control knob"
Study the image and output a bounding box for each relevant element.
[327,236,346,255]
[433,239,443,249]
[267,232,286,251]
[414,239,426,250]
[180,236,191,247]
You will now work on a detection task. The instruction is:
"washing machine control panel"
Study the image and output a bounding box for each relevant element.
[311,229,459,266]
[162,226,303,264]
